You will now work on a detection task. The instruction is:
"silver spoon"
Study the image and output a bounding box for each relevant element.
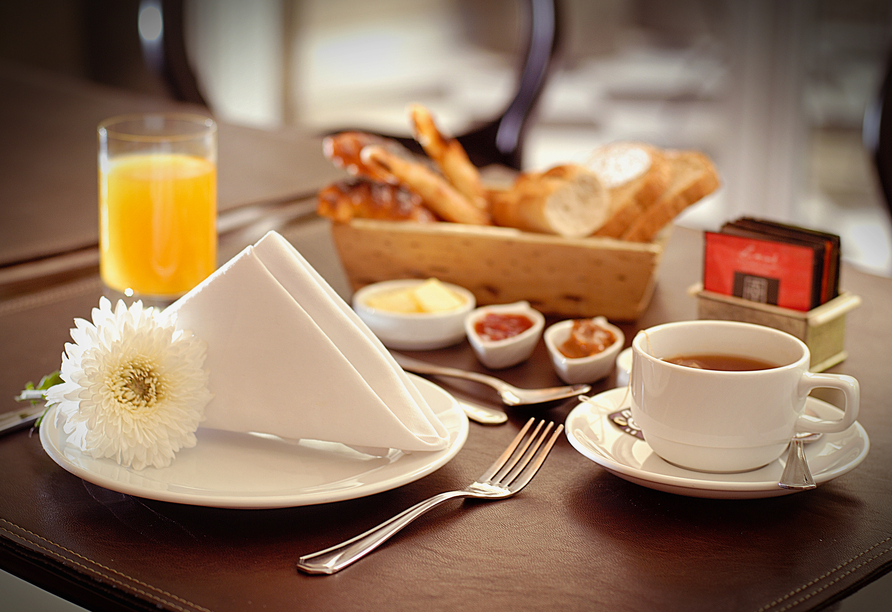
[393,352,590,406]
[457,400,507,425]
[778,432,823,490]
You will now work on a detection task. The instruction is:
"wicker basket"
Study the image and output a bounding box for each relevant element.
[331,219,667,321]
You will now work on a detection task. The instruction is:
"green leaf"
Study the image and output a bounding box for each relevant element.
[33,404,52,429]
[36,371,63,390]
[12,371,60,430]
[15,370,61,405]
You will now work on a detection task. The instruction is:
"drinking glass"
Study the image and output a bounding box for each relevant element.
[98,113,217,302]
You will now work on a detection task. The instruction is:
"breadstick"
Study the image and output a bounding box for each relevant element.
[361,145,491,225]
[409,104,488,211]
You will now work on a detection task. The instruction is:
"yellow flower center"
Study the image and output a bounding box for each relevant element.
[111,359,163,410]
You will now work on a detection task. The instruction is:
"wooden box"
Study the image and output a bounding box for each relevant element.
[690,283,862,372]
[331,219,666,321]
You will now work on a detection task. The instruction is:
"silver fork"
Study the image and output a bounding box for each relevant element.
[297,418,563,575]
[392,352,590,406]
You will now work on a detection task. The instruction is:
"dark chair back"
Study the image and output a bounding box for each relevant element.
[139,0,209,107]
[330,0,562,169]
[864,49,892,218]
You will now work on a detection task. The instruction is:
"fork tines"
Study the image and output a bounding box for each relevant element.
[481,418,563,490]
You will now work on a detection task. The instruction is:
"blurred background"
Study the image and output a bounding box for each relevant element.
[2,0,891,276]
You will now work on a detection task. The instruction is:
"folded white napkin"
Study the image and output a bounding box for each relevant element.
[165,231,451,452]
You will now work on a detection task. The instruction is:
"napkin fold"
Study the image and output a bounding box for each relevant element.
[165,231,451,452]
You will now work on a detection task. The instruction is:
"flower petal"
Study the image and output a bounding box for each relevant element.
[51,298,211,470]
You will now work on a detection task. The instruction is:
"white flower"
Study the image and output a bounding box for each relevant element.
[45,297,212,470]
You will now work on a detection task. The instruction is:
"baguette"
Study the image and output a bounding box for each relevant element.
[621,150,720,242]
[489,164,610,238]
[589,142,672,238]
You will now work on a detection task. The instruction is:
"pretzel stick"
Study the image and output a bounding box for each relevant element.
[362,145,491,225]
[317,179,437,223]
[409,104,488,211]
[323,132,399,184]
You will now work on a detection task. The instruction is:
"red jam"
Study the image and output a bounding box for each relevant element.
[474,313,534,342]
[559,320,616,358]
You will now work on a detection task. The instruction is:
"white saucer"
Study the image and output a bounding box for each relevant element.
[565,387,869,499]
[40,375,469,509]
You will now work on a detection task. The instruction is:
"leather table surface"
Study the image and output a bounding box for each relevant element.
[1,220,891,612]
[0,58,890,612]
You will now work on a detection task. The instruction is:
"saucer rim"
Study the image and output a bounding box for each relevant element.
[565,387,869,498]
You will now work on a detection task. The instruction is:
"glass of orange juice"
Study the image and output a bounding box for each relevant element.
[98,113,217,302]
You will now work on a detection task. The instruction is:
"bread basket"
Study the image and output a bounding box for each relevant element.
[330,219,667,321]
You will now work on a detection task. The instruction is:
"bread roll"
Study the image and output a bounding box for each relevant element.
[489,164,610,238]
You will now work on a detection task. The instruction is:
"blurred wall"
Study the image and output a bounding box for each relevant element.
[2,0,891,272]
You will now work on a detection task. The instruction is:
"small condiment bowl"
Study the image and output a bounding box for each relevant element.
[353,279,475,350]
[544,316,625,384]
[465,301,545,369]
[615,347,633,387]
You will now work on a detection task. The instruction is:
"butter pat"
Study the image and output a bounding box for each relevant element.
[364,288,420,313]
[412,279,466,312]
[365,279,466,314]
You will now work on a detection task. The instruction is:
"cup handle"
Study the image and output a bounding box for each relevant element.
[795,372,860,434]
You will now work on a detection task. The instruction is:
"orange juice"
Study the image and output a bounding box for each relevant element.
[100,153,216,297]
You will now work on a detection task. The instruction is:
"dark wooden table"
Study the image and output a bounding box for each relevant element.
[1,63,891,612]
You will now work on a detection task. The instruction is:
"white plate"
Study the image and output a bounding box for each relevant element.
[565,387,869,499]
[40,375,469,509]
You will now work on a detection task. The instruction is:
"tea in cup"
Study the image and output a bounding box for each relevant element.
[630,320,859,473]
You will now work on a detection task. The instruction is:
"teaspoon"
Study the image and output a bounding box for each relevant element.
[778,432,823,490]
[393,352,590,406]
[457,400,507,425]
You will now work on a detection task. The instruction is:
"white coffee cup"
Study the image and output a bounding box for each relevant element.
[630,320,860,473]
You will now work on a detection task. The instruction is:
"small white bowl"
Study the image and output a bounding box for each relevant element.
[465,301,545,369]
[352,279,475,350]
[544,316,624,384]
[615,347,633,387]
